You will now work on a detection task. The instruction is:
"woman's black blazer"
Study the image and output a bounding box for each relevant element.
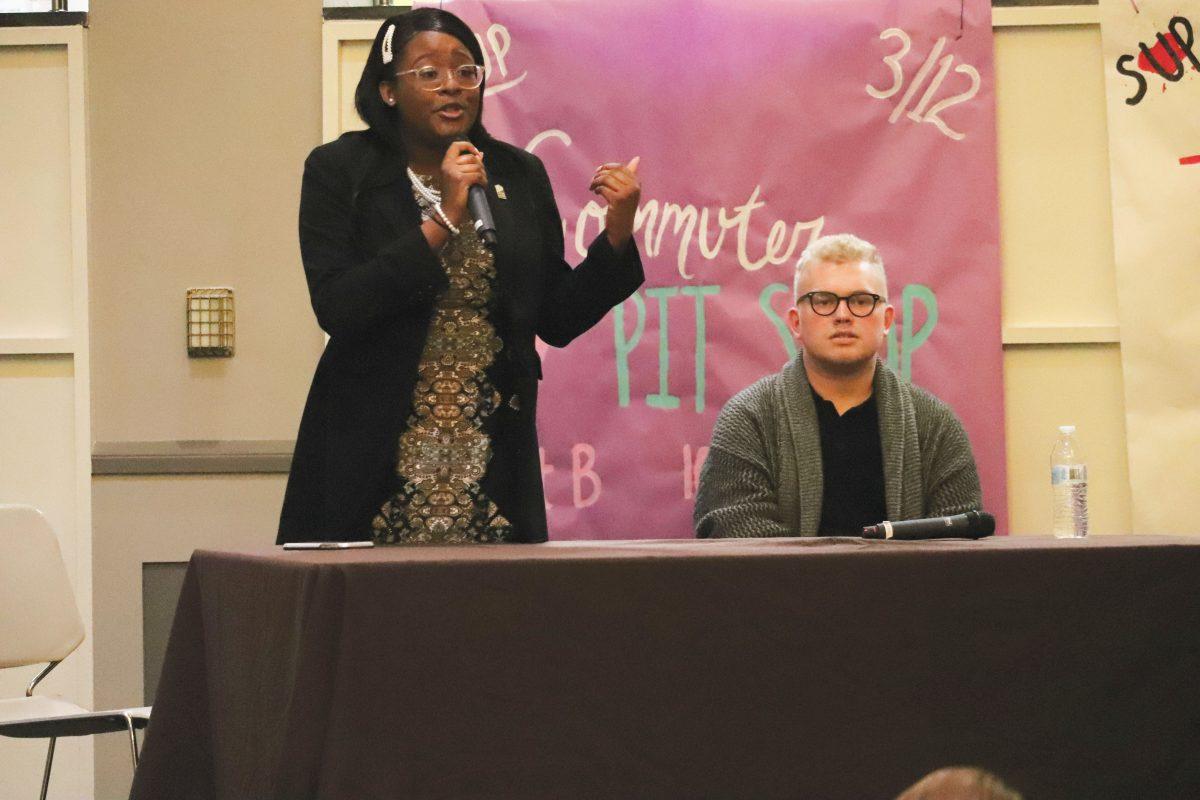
[277,131,644,543]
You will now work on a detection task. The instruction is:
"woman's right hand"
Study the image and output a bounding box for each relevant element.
[439,141,487,229]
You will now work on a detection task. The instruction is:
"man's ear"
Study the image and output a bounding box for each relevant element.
[882,303,895,334]
[786,305,803,343]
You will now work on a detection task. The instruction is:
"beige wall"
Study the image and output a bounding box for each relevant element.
[88,0,325,444]
[91,474,288,797]
[86,1,322,796]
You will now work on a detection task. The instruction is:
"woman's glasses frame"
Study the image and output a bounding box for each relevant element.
[395,64,485,92]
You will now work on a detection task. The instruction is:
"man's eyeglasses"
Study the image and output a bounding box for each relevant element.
[797,291,884,317]
[396,64,485,92]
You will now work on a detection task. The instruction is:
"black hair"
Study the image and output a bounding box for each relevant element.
[354,8,492,155]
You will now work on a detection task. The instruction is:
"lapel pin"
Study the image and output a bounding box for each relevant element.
[494,184,507,200]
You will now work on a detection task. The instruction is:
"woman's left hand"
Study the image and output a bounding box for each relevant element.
[589,157,641,251]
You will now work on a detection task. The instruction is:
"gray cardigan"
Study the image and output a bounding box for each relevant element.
[694,353,982,538]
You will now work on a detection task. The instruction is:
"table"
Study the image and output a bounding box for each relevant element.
[129,536,1200,799]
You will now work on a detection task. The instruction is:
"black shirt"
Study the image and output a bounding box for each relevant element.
[813,388,886,536]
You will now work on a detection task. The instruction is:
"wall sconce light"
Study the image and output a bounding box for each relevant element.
[186,287,235,357]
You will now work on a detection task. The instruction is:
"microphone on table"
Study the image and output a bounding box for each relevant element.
[468,185,498,248]
[862,511,995,540]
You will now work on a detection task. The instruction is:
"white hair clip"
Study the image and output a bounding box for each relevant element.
[381,24,395,65]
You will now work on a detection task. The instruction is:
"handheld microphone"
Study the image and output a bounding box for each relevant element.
[862,511,995,540]
[468,185,498,248]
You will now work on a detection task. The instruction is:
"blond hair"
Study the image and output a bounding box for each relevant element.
[793,233,888,302]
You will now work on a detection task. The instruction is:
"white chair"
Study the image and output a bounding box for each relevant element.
[0,504,151,800]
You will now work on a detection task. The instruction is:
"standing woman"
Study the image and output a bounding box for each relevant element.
[278,9,644,544]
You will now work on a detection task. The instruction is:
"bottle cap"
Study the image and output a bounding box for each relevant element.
[1058,425,1076,434]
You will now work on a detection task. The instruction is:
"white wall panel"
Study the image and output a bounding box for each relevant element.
[994,18,1131,535]
[0,25,91,800]
[0,356,88,797]
[0,44,73,339]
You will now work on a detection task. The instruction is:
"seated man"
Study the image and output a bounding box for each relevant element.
[694,233,981,538]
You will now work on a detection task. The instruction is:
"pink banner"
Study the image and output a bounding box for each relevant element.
[426,0,1006,537]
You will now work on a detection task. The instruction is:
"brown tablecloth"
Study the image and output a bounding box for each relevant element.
[129,536,1200,799]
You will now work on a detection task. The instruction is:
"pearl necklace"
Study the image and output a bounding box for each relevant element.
[407,167,460,236]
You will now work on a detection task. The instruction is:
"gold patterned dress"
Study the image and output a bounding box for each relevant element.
[370,174,514,544]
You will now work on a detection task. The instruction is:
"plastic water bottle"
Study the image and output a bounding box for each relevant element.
[1051,425,1088,538]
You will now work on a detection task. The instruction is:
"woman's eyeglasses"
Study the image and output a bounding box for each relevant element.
[396,64,485,92]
